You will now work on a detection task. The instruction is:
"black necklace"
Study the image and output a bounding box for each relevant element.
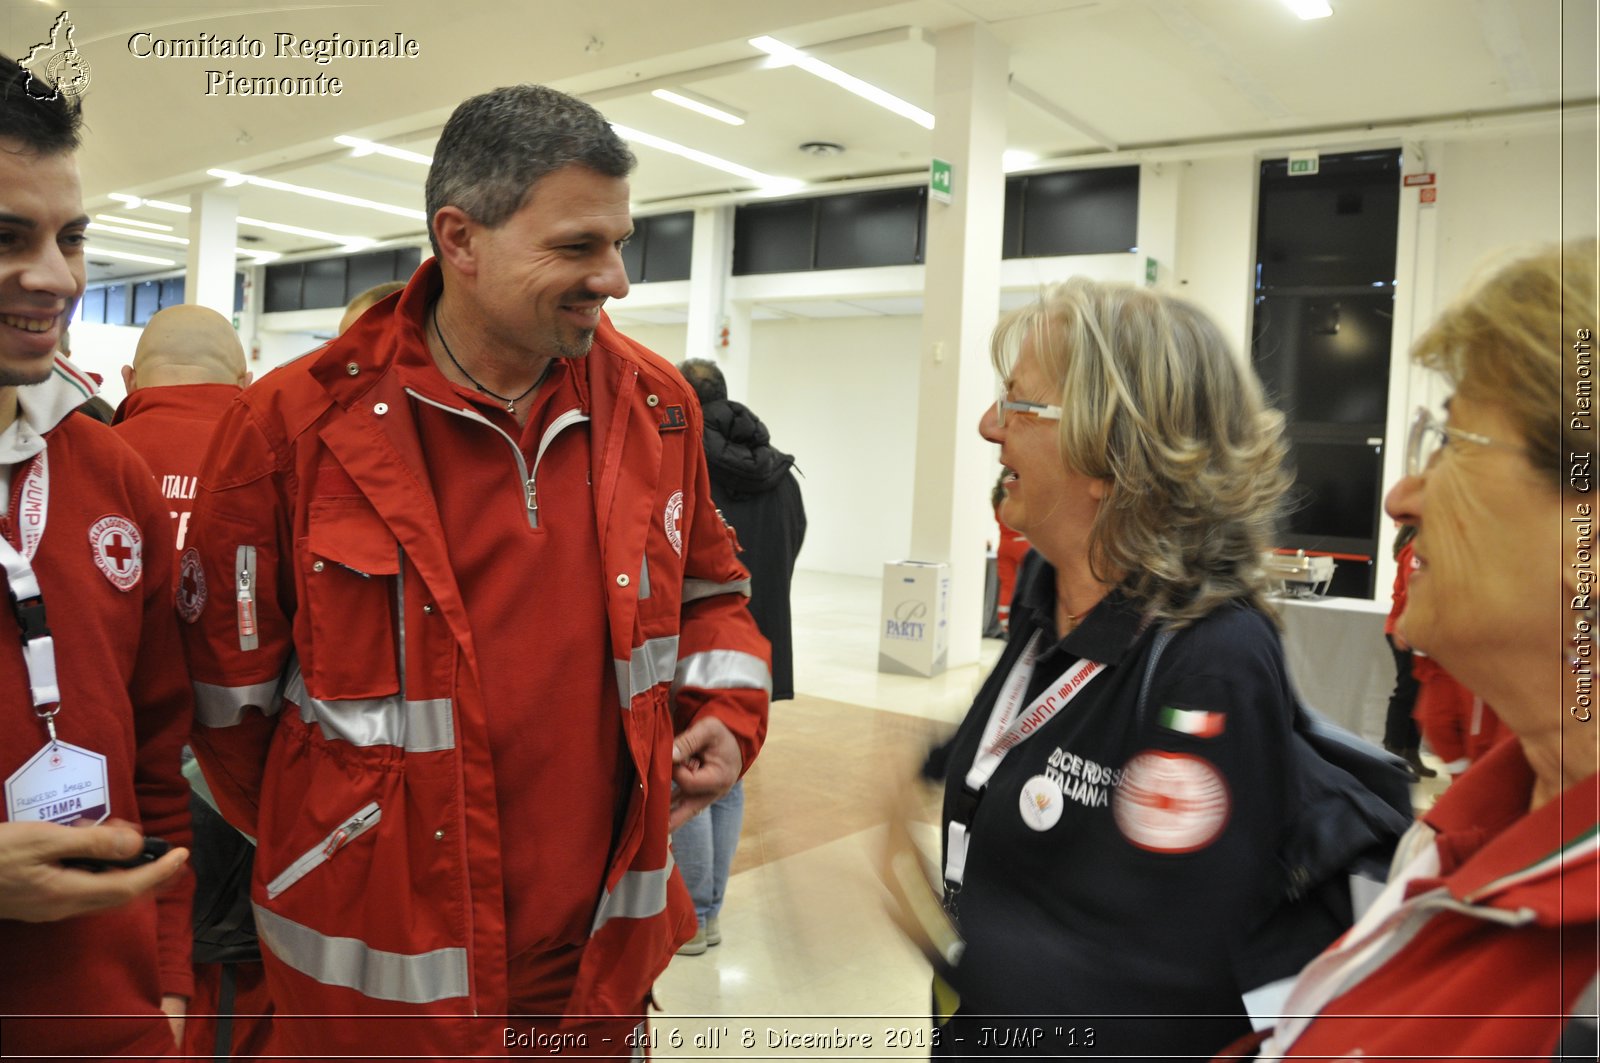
[431,305,548,413]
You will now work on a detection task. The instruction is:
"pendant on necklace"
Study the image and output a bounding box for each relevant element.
[505,399,516,413]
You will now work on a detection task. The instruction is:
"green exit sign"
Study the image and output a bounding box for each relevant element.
[930,158,953,204]
[1288,152,1320,176]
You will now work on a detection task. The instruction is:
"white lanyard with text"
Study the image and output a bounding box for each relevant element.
[945,631,1106,888]
[0,452,60,733]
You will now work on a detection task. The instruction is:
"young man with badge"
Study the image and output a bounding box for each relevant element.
[0,53,195,1056]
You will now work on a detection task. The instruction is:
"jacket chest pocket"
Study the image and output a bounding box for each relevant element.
[302,497,400,700]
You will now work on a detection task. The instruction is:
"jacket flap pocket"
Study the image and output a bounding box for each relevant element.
[308,498,399,577]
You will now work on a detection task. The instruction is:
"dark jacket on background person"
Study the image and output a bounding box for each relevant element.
[700,398,806,701]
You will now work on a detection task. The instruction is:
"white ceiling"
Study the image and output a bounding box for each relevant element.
[5,0,1592,288]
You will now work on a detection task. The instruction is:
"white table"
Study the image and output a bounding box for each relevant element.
[1273,595,1394,744]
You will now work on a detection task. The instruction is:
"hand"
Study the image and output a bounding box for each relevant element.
[0,819,189,922]
[669,718,742,831]
[160,994,187,1045]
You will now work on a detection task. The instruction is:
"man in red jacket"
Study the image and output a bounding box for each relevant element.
[0,52,194,1056]
[182,83,770,1058]
[111,303,272,1061]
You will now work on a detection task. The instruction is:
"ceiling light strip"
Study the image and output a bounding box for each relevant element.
[651,89,746,126]
[208,169,426,221]
[609,123,801,194]
[335,135,434,165]
[749,36,934,130]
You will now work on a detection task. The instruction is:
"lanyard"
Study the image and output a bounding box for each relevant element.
[0,453,60,741]
[946,631,1106,889]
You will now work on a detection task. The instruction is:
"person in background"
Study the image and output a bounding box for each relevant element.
[0,51,194,1057]
[1230,239,1598,1060]
[109,303,269,1061]
[180,83,769,1056]
[927,277,1295,1059]
[1381,525,1433,778]
[337,279,407,336]
[673,357,804,955]
[990,470,1030,636]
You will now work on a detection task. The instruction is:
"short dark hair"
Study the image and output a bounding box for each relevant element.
[0,52,83,154]
[678,359,727,406]
[424,84,634,258]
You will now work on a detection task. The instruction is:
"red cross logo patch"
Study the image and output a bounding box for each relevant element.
[88,515,143,591]
[176,547,207,622]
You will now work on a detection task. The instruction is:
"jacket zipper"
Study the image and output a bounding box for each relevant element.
[406,390,589,529]
[265,801,382,899]
[235,544,259,651]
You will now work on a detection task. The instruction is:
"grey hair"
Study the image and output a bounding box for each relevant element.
[424,84,635,257]
[993,278,1291,627]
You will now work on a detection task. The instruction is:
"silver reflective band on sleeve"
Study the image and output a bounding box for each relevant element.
[682,577,751,602]
[613,636,681,707]
[284,661,455,752]
[591,853,674,934]
[672,650,772,696]
[193,677,283,728]
[253,904,468,1003]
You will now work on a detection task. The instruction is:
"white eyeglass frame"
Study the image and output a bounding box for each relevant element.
[995,379,1063,427]
[1404,405,1517,477]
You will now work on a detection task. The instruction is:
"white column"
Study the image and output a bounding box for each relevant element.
[685,205,740,386]
[909,22,1009,669]
[186,189,239,317]
[1136,162,1182,290]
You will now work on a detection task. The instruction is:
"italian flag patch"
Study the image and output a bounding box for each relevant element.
[1158,706,1225,738]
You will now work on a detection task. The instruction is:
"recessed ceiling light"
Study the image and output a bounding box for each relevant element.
[207,169,426,221]
[83,248,177,267]
[750,36,934,130]
[799,141,844,157]
[651,89,746,126]
[1280,0,1333,19]
[610,123,802,195]
[238,216,376,250]
[88,222,188,246]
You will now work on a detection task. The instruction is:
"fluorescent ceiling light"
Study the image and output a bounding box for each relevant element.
[335,135,433,166]
[651,89,746,126]
[238,216,375,250]
[89,222,188,246]
[86,248,177,267]
[88,222,282,260]
[1003,150,1039,172]
[107,193,191,214]
[1280,0,1332,19]
[749,36,934,130]
[95,213,174,232]
[609,123,802,195]
[207,169,426,221]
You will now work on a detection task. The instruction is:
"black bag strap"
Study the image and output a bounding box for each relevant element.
[1137,627,1176,723]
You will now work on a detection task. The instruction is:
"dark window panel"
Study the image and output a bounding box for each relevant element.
[234,272,246,314]
[1001,176,1025,259]
[815,187,925,270]
[105,283,129,326]
[345,250,397,300]
[302,257,346,310]
[80,286,107,324]
[1253,291,1394,425]
[264,263,303,313]
[159,277,185,309]
[732,200,816,275]
[132,281,161,326]
[619,228,645,283]
[642,212,694,282]
[1018,166,1139,257]
[1257,149,1401,289]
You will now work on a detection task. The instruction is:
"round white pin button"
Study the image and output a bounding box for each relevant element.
[1018,774,1064,831]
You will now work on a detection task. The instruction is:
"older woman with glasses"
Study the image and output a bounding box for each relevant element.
[1231,240,1599,1060]
[925,278,1296,1059]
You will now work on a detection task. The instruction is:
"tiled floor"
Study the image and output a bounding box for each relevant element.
[653,570,1000,1058]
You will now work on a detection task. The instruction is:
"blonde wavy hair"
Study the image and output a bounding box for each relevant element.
[1412,238,1598,486]
[993,278,1290,626]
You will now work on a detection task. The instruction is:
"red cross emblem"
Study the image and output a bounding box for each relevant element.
[176,548,207,623]
[88,515,143,591]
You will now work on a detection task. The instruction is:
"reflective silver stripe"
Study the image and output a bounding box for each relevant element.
[284,661,455,752]
[672,649,772,696]
[682,577,751,602]
[613,636,680,706]
[253,904,468,1004]
[193,677,282,727]
[638,557,651,601]
[591,853,674,934]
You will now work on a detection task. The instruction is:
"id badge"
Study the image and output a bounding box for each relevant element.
[5,741,110,824]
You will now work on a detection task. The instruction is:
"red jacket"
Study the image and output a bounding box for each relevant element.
[0,357,195,1057]
[180,263,770,1056]
[111,382,241,553]
[1239,740,1598,1060]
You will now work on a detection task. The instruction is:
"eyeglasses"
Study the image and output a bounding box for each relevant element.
[995,379,1063,427]
[1404,405,1521,477]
